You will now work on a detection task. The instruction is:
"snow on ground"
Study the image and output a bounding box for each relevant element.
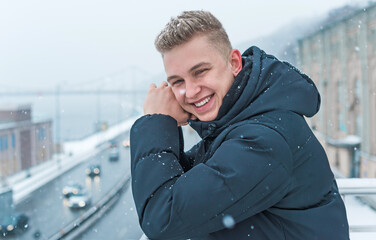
[344,196,376,239]
[345,196,376,225]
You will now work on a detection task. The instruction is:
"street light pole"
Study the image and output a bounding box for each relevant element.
[55,84,61,168]
[96,86,101,132]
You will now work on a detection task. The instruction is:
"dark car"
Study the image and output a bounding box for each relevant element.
[109,148,119,161]
[109,139,118,148]
[86,164,101,177]
[62,183,83,198]
[0,213,29,236]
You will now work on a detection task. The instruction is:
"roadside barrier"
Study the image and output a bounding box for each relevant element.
[48,174,131,240]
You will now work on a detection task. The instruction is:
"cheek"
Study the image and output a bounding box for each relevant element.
[178,89,186,95]
[172,88,185,103]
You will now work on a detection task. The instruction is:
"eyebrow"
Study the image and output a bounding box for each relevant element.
[167,62,211,82]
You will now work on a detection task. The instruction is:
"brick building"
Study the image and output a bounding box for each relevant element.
[298,3,376,178]
[0,104,53,177]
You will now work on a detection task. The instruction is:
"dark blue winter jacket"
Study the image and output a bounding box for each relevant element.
[130,46,349,239]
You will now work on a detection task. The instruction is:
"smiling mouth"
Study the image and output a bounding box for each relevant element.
[194,95,212,108]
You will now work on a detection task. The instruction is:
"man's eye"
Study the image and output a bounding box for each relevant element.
[195,68,209,76]
[172,79,183,86]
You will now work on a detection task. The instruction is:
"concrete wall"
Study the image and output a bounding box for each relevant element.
[298,4,376,178]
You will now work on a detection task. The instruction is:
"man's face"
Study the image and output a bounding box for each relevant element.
[163,35,236,122]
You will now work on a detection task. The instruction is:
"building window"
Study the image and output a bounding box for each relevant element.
[37,127,46,141]
[11,133,16,148]
[3,135,8,150]
[0,135,7,151]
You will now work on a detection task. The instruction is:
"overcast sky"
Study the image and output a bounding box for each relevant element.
[0,0,367,91]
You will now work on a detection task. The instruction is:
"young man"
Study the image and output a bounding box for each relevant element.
[130,10,349,240]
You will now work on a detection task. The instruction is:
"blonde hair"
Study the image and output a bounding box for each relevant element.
[154,10,232,59]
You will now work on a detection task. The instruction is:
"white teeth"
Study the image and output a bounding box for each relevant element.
[195,96,211,107]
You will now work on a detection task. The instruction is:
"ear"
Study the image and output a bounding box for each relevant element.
[229,49,242,77]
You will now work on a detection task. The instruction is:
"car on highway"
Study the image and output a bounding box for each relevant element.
[108,139,118,148]
[62,183,83,198]
[109,147,119,161]
[86,164,101,177]
[0,213,29,236]
[67,191,91,209]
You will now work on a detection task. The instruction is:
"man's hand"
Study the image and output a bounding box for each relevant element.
[144,82,190,126]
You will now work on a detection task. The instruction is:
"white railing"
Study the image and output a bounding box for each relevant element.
[337,178,376,234]
[337,178,376,195]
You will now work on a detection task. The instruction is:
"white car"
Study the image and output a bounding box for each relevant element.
[67,192,91,209]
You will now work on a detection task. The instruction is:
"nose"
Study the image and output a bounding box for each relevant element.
[185,80,200,99]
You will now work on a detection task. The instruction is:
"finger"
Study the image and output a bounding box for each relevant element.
[149,83,157,91]
[158,81,168,88]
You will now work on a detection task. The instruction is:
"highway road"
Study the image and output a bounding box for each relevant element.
[78,185,143,240]
[3,126,201,240]
[77,126,201,240]
[5,133,131,240]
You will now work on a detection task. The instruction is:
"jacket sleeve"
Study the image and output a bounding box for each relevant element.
[130,114,292,239]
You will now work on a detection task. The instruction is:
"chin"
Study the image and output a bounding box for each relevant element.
[197,113,217,122]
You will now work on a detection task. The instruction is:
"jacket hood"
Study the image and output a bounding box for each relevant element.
[189,46,321,139]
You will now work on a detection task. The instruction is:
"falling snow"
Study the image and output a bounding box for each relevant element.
[222,215,236,229]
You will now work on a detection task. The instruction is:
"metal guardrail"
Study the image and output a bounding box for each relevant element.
[49,175,131,240]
